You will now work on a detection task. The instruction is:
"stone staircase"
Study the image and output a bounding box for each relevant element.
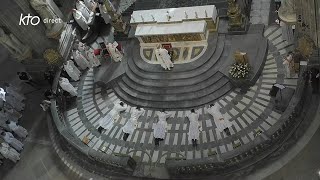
[112,33,233,109]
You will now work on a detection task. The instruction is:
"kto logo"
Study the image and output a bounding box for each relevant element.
[19,13,40,26]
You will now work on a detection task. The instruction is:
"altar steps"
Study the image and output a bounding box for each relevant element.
[113,33,233,109]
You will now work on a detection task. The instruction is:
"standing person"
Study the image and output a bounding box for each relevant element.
[17,72,38,88]
[283,53,294,78]
[86,47,101,67]
[44,70,55,86]
[122,106,145,141]
[58,77,78,96]
[205,103,232,136]
[0,142,20,163]
[186,109,201,148]
[153,110,170,147]
[1,131,24,152]
[106,41,123,62]
[72,49,92,70]
[6,120,28,139]
[63,60,81,81]
[0,88,6,101]
[97,102,127,133]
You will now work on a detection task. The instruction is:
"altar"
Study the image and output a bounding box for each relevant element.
[130,5,218,64]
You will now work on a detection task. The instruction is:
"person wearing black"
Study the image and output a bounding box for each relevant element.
[310,68,320,94]
[17,72,38,88]
[44,71,55,86]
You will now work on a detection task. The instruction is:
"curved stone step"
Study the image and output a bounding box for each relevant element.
[113,81,233,109]
[120,72,224,94]
[128,34,224,77]
[117,74,229,101]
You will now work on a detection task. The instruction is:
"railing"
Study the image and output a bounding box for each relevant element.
[50,69,137,175]
[165,66,317,178]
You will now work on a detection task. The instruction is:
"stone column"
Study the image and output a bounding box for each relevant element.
[30,0,64,39]
[278,0,296,44]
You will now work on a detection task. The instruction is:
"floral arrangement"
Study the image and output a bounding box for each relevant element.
[43,49,62,67]
[229,62,250,79]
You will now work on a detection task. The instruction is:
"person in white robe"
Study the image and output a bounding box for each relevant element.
[205,104,232,135]
[283,53,294,78]
[86,48,101,67]
[4,83,25,103]
[186,109,201,147]
[72,50,92,70]
[153,110,171,146]
[64,60,81,81]
[73,1,96,31]
[1,131,23,152]
[59,77,78,96]
[0,88,6,102]
[0,142,20,163]
[122,107,145,141]
[155,46,174,70]
[97,102,127,133]
[6,120,28,139]
[106,41,123,62]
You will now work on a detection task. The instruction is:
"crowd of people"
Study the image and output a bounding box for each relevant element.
[96,101,233,148]
[0,81,28,164]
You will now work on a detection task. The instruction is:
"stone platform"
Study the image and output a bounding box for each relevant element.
[111,24,268,110]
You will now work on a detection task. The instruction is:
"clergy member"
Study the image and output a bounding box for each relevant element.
[64,60,81,81]
[6,120,28,139]
[205,103,232,136]
[1,131,24,152]
[86,47,101,67]
[106,41,123,62]
[186,109,201,147]
[72,49,92,70]
[122,106,145,141]
[155,45,174,70]
[97,102,127,133]
[153,110,170,146]
[59,77,78,96]
[0,142,20,163]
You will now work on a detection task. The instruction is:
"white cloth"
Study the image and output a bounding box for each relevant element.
[0,142,20,163]
[64,60,81,81]
[106,41,123,62]
[73,50,91,70]
[98,103,127,129]
[122,108,145,134]
[155,48,174,70]
[205,104,232,133]
[8,121,28,138]
[186,112,201,140]
[2,132,23,151]
[83,0,96,10]
[73,10,90,30]
[59,77,77,96]
[5,85,25,103]
[153,111,170,139]
[86,48,101,67]
[0,88,6,101]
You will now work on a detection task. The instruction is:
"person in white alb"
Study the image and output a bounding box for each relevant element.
[64,60,81,81]
[122,106,145,141]
[1,131,24,152]
[186,109,201,147]
[106,41,123,62]
[0,142,20,163]
[155,45,174,70]
[6,120,28,139]
[59,77,78,96]
[97,102,127,133]
[153,110,171,146]
[205,103,232,136]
